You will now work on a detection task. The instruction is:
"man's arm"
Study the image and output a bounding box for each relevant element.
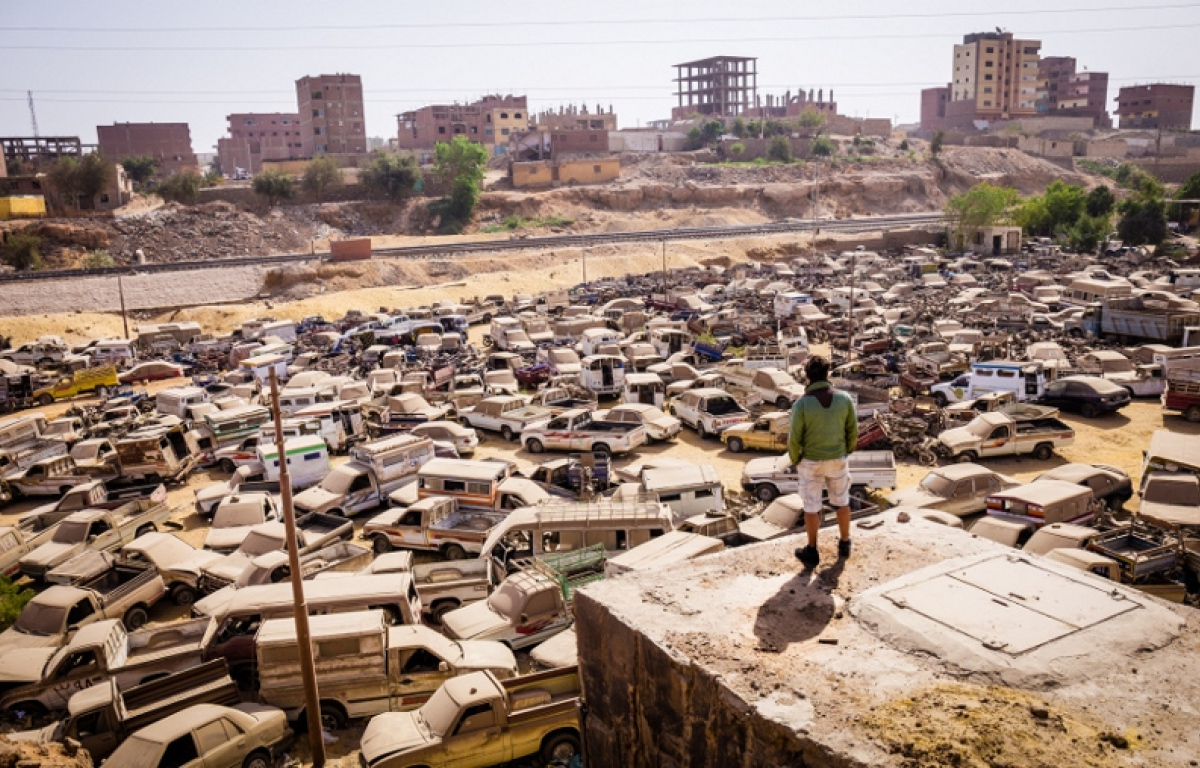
[844,397,859,455]
[788,400,805,465]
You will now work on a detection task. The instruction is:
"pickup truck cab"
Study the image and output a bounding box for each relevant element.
[205,493,280,552]
[521,408,647,456]
[593,403,681,442]
[937,411,1075,463]
[670,387,750,439]
[122,532,222,607]
[724,366,805,410]
[984,479,1097,528]
[720,411,791,453]
[740,453,897,503]
[360,668,581,768]
[33,365,120,406]
[442,569,578,651]
[7,455,93,497]
[18,493,172,579]
[365,496,506,560]
[459,396,553,441]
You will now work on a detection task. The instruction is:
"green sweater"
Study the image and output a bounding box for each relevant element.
[787,381,858,464]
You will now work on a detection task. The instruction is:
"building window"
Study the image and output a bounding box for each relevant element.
[985,74,993,81]
[314,127,323,135]
[986,47,994,53]
[438,126,446,134]
[312,91,322,99]
[514,112,522,119]
[470,126,478,134]
[486,128,493,135]
[501,113,509,119]
[353,123,361,130]
[983,101,992,106]
[593,165,601,173]
[985,61,994,67]
[501,128,510,136]
[984,88,993,94]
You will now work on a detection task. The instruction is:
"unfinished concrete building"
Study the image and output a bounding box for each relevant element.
[672,56,758,121]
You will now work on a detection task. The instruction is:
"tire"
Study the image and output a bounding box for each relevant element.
[727,437,744,453]
[243,750,271,768]
[593,443,612,455]
[59,486,73,497]
[136,524,156,537]
[501,425,514,442]
[219,458,237,474]
[328,508,346,519]
[372,535,393,555]
[775,396,791,410]
[95,386,107,399]
[955,451,978,464]
[1186,405,1200,424]
[1080,403,1099,418]
[1032,443,1053,462]
[123,606,149,631]
[319,702,347,732]
[171,584,197,607]
[933,392,948,407]
[526,438,545,454]
[430,601,459,625]
[540,730,582,764]
[697,424,709,440]
[443,543,467,561]
[38,394,54,406]
[755,484,779,503]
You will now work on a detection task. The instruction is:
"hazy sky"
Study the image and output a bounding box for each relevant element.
[2,0,1198,154]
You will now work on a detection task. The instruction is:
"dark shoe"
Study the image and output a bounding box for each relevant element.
[795,545,820,569]
[838,539,852,559]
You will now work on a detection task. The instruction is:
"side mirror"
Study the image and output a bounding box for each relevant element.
[438,661,449,673]
[520,613,529,624]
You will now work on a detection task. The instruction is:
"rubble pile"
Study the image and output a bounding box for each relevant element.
[106,201,320,263]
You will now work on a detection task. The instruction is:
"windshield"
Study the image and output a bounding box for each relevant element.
[420,685,460,738]
[1144,480,1200,506]
[51,521,89,544]
[966,419,995,438]
[920,473,955,497]
[487,580,524,618]
[320,468,356,495]
[239,531,283,556]
[102,736,161,768]
[15,604,66,636]
[213,504,262,528]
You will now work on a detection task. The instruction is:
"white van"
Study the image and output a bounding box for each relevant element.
[239,354,289,385]
[256,434,330,488]
[480,499,676,574]
[156,386,209,420]
[580,327,621,358]
[86,339,136,366]
[278,387,321,416]
[1063,278,1133,308]
[774,292,813,320]
[293,400,365,453]
[416,458,518,511]
[616,464,724,523]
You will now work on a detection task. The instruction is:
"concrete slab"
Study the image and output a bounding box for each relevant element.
[574,509,1200,767]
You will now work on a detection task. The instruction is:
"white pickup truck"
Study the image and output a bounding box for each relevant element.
[740,452,898,503]
[721,365,805,410]
[459,396,554,441]
[520,408,647,456]
[937,411,1075,463]
[670,387,751,439]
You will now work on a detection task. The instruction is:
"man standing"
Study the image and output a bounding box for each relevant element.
[788,356,858,569]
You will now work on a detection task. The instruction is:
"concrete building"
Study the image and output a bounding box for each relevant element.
[1115,83,1195,130]
[945,32,1041,127]
[296,74,367,159]
[95,122,197,176]
[534,104,617,132]
[920,86,951,130]
[1,136,85,170]
[215,113,302,176]
[396,94,528,155]
[1036,57,1110,127]
[511,157,620,188]
[672,56,758,121]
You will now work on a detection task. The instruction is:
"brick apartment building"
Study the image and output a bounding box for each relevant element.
[944,32,1041,127]
[534,104,617,132]
[920,86,951,131]
[296,74,367,159]
[96,122,197,176]
[1037,57,1110,127]
[1115,83,1195,130]
[216,112,303,175]
[396,95,529,154]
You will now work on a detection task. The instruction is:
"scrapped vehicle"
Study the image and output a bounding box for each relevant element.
[194,464,279,517]
[614,463,724,522]
[365,496,507,560]
[6,455,94,497]
[1038,375,1132,418]
[593,403,681,442]
[1077,350,1165,397]
[984,480,1097,528]
[1139,472,1200,527]
[0,617,212,719]
[122,532,222,607]
[740,453,897,503]
[739,494,879,542]
[604,529,724,576]
[722,365,805,410]
[720,410,791,453]
[100,702,294,768]
[937,411,1075,463]
[671,387,750,438]
[888,464,1020,517]
[112,425,203,484]
[409,421,480,456]
[414,458,537,512]
[204,493,281,552]
[32,365,120,406]
[293,433,436,518]
[0,525,59,578]
[1034,463,1133,511]
[0,414,69,480]
[231,541,371,589]
[9,659,239,762]
[119,360,185,384]
[359,667,581,768]
[458,396,554,441]
[520,408,647,456]
[321,551,497,624]
[257,610,518,728]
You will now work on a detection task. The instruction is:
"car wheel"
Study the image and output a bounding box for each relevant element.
[1032,443,1053,462]
[755,484,778,503]
[1080,403,1099,418]
[526,438,545,454]
[540,730,582,764]
[219,458,237,474]
[727,437,744,453]
[430,601,458,625]
[136,524,156,538]
[7,701,47,723]
[593,443,612,455]
[171,584,197,607]
[38,394,54,406]
[697,424,709,439]
[501,425,514,441]
[933,392,948,407]
[1186,405,1200,423]
[319,703,347,732]
[242,751,271,768]
[443,543,467,561]
[956,451,978,464]
[776,396,791,410]
[123,606,149,630]
[372,535,392,555]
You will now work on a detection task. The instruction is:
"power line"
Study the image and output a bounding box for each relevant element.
[2,3,1196,33]
[3,23,1198,51]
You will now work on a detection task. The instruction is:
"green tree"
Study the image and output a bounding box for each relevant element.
[797,109,826,132]
[82,250,116,268]
[77,154,115,202]
[931,130,945,157]
[1118,197,1168,247]
[45,154,114,209]
[156,171,202,205]
[945,182,1019,251]
[252,169,296,207]
[1085,185,1116,218]
[1,231,44,271]
[731,118,747,139]
[810,135,835,157]
[360,152,421,202]
[121,156,158,185]
[728,142,746,158]
[1067,213,1110,254]
[302,156,343,202]
[46,157,83,208]
[0,576,35,630]
[767,136,793,163]
[434,136,487,225]
[1176,171,1200,201]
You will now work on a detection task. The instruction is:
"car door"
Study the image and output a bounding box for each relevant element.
[196,716,248,768]
[1041,381,1068,408]
[44,648,105,710]
[946,480,978,517]
[445,702,509,768]
[391,646,454,709]
[980,425,1012,457]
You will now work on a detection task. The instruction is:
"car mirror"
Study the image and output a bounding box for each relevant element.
[520,613,529,624]
[438,661,449,673]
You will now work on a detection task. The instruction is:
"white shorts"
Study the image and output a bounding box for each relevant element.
[797,457,852,514]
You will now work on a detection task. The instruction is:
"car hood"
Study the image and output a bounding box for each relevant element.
[360,712,431,763]
[293,485,336,512]
[192,586,237,618]
[0,647,55,683]
[886,489,946,509]
[938,427,977,449]
[0,631,59,658]
[195,481,233,507]
[202,553,253,582]
[441,600,508,641]
[21,542,81,570]
[203,526,257,552]
[458,640,518,676]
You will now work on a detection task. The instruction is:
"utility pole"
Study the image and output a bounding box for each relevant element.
[27,91,38,138]
[582,247,588,286]
[811,160,821,252]
[847,248,857,364]
[117,273,129,340]
[268,370,326,767]
[661,239,668,297]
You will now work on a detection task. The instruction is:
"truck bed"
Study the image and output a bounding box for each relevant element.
[435,512,502,535]
[82,562,159,605]
[125,618,213,665]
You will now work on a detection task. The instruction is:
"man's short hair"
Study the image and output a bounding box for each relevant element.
[805,356,830,383]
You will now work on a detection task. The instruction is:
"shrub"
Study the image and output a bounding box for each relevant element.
[251,169,296,207]
[1,231,43,271]
[729,142,746,157]
[810,136,835,157]
[360,152,420,202]
[767,136,793,163]
[156,171,202,205]
[82,250,116,268]
[0,577,34,630]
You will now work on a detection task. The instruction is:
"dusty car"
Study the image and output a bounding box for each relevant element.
[119,360,185,384]
[101,702,293,768]
[888,464,1019,517]
[409,421,480,455]
[1035,463,1133,511]
[1038,375,1131,418]
[593,403,681,442]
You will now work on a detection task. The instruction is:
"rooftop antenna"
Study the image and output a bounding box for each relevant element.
[27,91,39,137]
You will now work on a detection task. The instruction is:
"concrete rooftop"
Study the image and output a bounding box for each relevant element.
[575,510,1200,767]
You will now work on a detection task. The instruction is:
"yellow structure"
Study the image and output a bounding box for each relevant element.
[512,163,555,187]
[0,196,47,220]
[511,158,620,188]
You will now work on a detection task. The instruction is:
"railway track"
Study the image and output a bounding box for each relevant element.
[0,213,947,284]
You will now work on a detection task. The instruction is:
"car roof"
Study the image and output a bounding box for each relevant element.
[934,463,993,481]
[131,704,236,741]
[1039,463,1122,483]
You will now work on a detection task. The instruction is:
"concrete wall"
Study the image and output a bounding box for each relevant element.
[1080,139,1128,158]
[610,131,688,152]
[512,162,555,188]
[1129,158,1200,183]
[1018,136,1075,158]
[558,158,620,185]
[0,196,46,219]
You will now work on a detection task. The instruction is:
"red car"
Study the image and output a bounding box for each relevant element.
[119,360,185,383]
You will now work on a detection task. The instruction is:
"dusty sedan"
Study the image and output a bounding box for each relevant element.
[119,360,185,384]
[1035,463,1133,511]
[594,404,682,442]
[102,702,293,768]
[888,463,1019,518]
